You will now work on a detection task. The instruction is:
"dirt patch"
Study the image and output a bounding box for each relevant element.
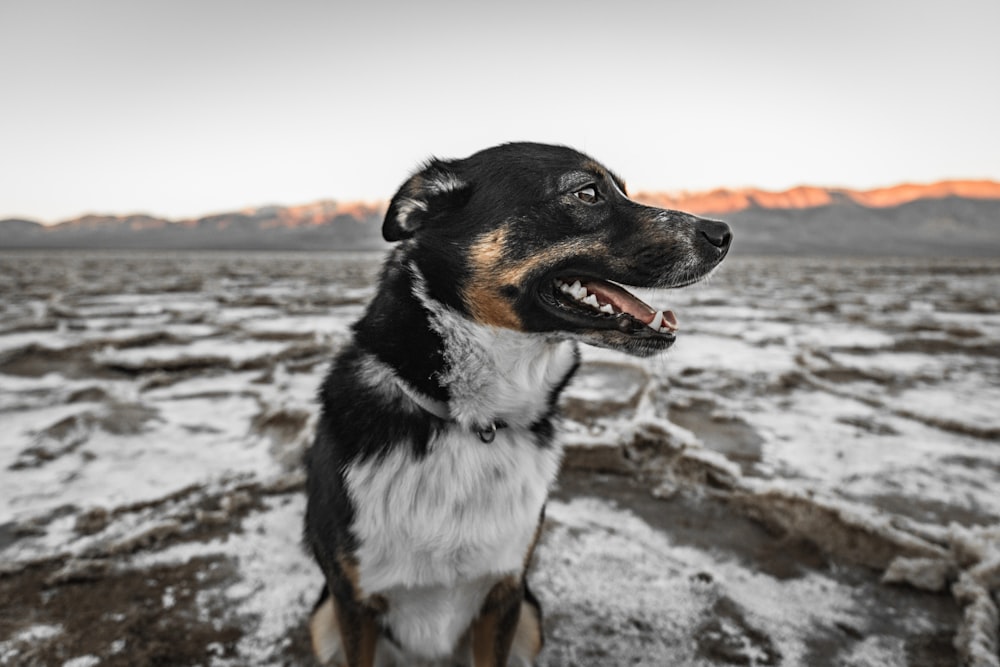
[66,387,111,403]
[10,413,96,469]
[559,362,648,425]
[893,337,1000,358]
[836,414,900,436]
[252,408,310,443]
[0,344,125,380]
[551,467,961,665]
[858,491,997,528]
[0,557,244,667]
[553,467,830,582]
[695,596,781,665]
[666,398,764,472]
[10,403,159,470]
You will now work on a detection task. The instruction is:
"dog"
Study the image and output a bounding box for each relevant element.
[304,142,732,666]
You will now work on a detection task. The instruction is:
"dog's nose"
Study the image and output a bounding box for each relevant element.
[699,219,732,249]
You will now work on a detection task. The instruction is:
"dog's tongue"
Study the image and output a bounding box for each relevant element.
[582,280,678,330]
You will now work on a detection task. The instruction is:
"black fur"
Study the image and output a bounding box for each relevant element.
[304,142,732,665]
[351,254,451,402]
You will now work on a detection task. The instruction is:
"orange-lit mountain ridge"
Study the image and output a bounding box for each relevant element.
[2,181,999,255]
[633,180,1000,216]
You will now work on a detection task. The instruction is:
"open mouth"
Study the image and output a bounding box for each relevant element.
[543,276,679,339]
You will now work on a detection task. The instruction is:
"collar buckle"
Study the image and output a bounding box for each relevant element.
[476,423,497,444]
[393,376,502,443]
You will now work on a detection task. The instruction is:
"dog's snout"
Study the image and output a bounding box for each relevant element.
[698,219,732,250]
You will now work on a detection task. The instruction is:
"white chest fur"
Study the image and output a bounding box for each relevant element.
[341,267,578,658]
[412,263,580,429]
[345,425,562,657]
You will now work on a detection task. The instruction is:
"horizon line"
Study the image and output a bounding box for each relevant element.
[7,177,1000,226]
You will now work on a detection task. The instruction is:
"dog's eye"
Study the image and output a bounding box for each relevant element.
[574,186,599,204]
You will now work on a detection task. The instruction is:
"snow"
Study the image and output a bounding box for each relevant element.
[239,312,357,336]
[61,656,100,667]
[94,338,292,368]
[669,334,799,375]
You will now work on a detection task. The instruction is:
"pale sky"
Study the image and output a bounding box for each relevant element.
[1,0,998,222]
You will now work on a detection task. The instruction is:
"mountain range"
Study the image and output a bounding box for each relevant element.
[3,181,999,256]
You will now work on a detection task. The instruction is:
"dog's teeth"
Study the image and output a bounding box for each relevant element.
[557,280,626,316]
[649,310,664,330]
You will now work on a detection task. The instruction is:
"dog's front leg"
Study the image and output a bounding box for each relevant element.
[332,593,378,667]
[471,576,524,667]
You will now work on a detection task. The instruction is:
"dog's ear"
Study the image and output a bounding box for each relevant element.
[383,159,471,242]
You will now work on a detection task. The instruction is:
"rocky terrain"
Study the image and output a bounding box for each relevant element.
[1,250,999,666]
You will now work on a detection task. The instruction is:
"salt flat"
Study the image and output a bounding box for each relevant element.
[1,251,998,666]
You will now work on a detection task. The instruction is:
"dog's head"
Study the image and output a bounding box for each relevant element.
[384,142,731,356]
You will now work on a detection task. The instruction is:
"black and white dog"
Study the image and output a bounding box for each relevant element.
[304,142,731,666]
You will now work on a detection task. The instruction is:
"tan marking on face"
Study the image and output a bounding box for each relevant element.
[464,225,601,330]
[464,226,520,328]
[581,160,607,179]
